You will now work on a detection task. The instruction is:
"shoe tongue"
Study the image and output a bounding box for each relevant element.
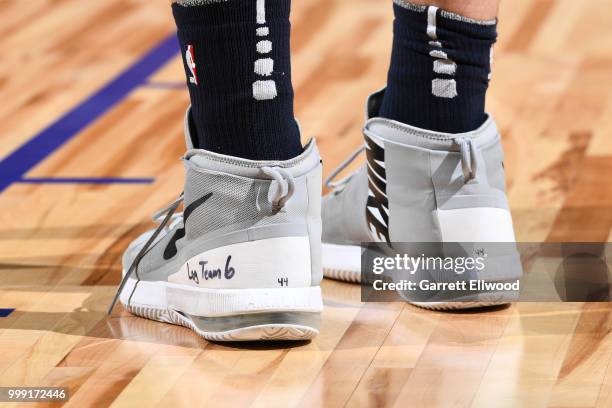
[366,88,387,119]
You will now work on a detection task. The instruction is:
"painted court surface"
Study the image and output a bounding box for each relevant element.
[1,0,612,406]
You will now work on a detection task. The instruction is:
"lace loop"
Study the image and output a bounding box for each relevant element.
[261,166,296,211]
[454,137,479,182]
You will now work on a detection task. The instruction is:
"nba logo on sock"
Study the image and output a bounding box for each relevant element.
[185,45,198,85]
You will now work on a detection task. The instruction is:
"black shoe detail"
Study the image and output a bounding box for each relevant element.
[163,192,213,260]
[365,143,387,180]
[367,193,389,226]
[365,134,390,243]
[367,165,387,198]
[163,228,185,260]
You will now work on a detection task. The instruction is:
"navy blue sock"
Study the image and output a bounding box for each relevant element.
[172,0,302,160]
[379,1,498,134]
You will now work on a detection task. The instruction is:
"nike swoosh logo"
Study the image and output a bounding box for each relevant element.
[163,192,213,260]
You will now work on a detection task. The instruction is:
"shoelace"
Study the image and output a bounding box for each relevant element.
[107,168,295,316]
[325,144,365,190]
[107,192,184,316]
[324,131,480,190]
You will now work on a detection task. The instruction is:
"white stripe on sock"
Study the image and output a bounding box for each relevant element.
[426,6,439,40]
[253,0,276,100]
[432,78,458,98]
[256,0,266,24]
[426,5,458,99]
[256,40,272,54]
[429,49,448,59]
[254,58,274,76]
[433,59,457,75]
[253,80,277,100]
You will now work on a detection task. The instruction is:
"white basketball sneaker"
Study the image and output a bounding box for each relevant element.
[321,89,521,309]
[109,108,323,341]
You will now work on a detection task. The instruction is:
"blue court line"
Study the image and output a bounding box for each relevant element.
[0,34,180,193]
[17,177,154,184]
[0,309,15,317]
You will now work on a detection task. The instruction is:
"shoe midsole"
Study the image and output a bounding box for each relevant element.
[120,277,323,317]
[181,311,321,333]
[322,243,362,272]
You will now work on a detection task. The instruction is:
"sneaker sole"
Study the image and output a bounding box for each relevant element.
[322,243,516,310]
[322,243,362,283]
[119,277,322,341]
[408,290,518,310]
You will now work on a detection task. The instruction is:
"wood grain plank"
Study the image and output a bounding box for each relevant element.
[0,0,611,406]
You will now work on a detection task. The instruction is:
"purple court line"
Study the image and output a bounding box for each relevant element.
[17,177,154,184]
[0,34,180,193]
[0,309,15,317]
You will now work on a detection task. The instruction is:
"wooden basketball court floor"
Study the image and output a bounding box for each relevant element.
[1,0,612,406]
